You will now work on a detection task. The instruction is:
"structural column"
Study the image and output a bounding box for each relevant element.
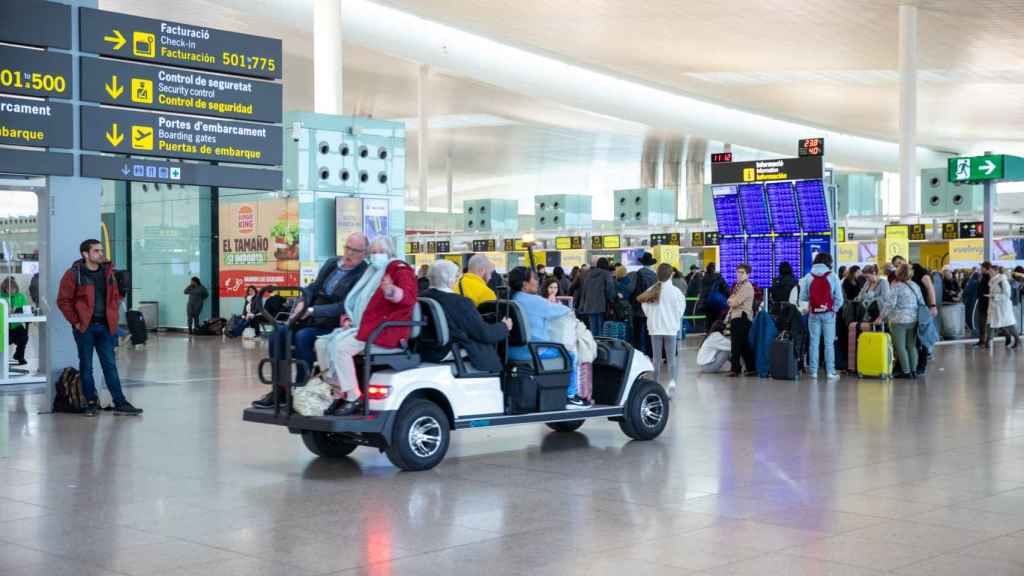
[898,2,918,216]
[417,64,431,211]
[314,0,343,114]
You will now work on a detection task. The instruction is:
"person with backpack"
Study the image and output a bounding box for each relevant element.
[56,239,143,416]
[799,252,844,379]
[623,252,658,355]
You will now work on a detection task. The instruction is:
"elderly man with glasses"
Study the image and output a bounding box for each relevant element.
[253,232,370,408]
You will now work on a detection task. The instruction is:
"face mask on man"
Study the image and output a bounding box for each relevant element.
[369,253,389,269]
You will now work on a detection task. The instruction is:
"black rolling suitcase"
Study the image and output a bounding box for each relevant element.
[770,334,797,380]
[126,310,147,345]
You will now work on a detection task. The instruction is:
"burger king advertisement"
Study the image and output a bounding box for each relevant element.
[219,198,299,297]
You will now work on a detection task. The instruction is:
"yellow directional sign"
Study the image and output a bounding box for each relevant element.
[104,75,123,99]
[130,78,152,104]
[103,29,126,50]
[105,123,123,147]
[130,125,153,150]
[131,31,155,58]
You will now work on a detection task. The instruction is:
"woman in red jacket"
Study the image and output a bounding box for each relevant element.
[321,237,417,415]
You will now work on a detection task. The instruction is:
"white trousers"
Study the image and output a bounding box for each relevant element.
[315,332,365,397]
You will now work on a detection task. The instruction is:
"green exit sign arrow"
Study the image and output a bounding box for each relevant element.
[948,154,1024,184]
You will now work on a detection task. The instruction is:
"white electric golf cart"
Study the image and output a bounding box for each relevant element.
[243,296,669,471]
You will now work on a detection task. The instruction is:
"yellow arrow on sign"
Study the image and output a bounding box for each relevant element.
[103,29,126,50]
[105,123,124,147]
[104,75,123,99]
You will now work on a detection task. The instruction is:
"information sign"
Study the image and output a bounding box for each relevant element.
[691,232,704,247]
[0,45,72,98]
[711,156,823,185]
[80,57,282,123]
[649,233,680,247]
[503,238,526,251]
[704,231,721,246]
[79,8,282,79]
[0,96,72,148]
[472,239,497,252]
[80,107,282,165]
[942,223,959,240]
[959,221,984,240]
[555,236,583,250]
[81,155,281,190]
[591,235,620,250]
[406,242,422,254]
[0,0,70,49]
[908,224,927,241]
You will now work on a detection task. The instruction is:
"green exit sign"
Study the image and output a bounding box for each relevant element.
[949,154,1024,184]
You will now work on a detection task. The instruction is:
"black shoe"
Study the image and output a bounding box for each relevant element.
[744,370,758,377]
[251,389,285,408]
[894,372,913,380]
[113,402,143,415]
[566,396,589,410]
[83,401,99,417]
[14,358,27,366]
[326,399,361,416]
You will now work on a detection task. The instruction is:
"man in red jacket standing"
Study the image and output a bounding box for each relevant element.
[57,239,142,417]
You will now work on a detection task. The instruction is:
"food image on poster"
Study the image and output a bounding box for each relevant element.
[219,198,299,296]
[363,198,389,242]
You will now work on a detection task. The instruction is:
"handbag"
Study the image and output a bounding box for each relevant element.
[291,377,337,416]
[915,287,939,351]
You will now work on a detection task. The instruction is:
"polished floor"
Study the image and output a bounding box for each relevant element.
[3,333,1024,575]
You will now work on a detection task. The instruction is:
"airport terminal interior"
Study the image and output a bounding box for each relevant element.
[5,1,1024,574]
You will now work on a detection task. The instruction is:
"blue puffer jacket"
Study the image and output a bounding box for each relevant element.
[749,308,779,377]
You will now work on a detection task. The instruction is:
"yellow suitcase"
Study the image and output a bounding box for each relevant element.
[857,328,893,379]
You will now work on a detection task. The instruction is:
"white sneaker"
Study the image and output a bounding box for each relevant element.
[667,380,677,398]
[827,372,840,379]
[808,371,819,378]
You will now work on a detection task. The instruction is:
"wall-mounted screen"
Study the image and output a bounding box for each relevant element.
[712,185,743,236]
[795,179,829,232]
[766,181,800,234]
[738,183,771,235]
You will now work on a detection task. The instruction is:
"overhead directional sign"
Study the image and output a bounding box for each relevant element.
[711,156,823,185]
[81,155,282,190]
[0,0,71,49]
[79,8,283,79]
[80,57,282,123]
[81,107,282,165]
[0,45,72,99]
[949,154,1004,183]
[941,222,959,240]
[0,96,72,148]
[0,148,73,176]
[555,236,583,250]
[959,221,984,240]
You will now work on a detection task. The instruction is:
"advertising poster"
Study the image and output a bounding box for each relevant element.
[335,197,363,254]
[858,241,877,264]
[219,198,299,297]
[949,239,984,268]
[363,198,389,242]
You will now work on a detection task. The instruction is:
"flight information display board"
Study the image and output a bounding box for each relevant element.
[712,185,743,236]
[738,183,771,235]
[719,237,746,287]
[765,181,800,234]
[795,179,830,232]
[746,237,773,288]
[774,235,803,280]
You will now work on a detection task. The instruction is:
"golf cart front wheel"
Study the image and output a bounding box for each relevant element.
[619,379,669,440]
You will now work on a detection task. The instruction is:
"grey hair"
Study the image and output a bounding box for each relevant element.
[369,236,395,258]
[428,259,460,289]
[467,253,493,275]
[345,232,369,250]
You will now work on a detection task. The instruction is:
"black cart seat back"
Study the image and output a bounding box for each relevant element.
[415,297,450,350]
[478,299,529,347]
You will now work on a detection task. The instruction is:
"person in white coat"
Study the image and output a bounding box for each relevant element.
[988,265,1020,349]
[638,263,686,396]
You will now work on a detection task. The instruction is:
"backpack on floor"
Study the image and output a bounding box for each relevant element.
[53,367,86,413]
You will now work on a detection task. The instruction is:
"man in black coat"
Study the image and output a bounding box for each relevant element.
[420,260,511,372]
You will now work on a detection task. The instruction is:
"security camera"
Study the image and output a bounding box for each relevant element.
[290,121,302,142]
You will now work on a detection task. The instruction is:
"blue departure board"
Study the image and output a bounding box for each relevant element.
[766,181,800,234]
[774,235,803,281]
[746,237,773,288]
[712,185,743,236]
[739,183,771,235]
[796,179,829,232]
[719,237,746,287]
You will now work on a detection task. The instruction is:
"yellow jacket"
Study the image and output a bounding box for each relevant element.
[457,272,497,308]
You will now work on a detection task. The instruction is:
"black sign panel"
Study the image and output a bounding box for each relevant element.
[0,148,72,176]
[798,138,825,157]
[959,221,984,239]
[472,239,497,252]
[426,241,451,254]
[650,233,680,246]
[0,0,70,49]
[0,45,72,98]
[942,223,958,240]
[691,232,705,247]
[503,238,526,251]
[711,156,824,185]
[0,96,72,148]
[909,224,927,241]
[79,8,282,79]
[80,57,282,123]
[704,231,721,246]
[407,242,422,254]
[81,107,282,165]
[81,155,281,190]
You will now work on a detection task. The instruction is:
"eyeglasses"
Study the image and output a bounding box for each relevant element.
[344,245,366,254]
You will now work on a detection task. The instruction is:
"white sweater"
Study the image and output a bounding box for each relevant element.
[641,280,686,336]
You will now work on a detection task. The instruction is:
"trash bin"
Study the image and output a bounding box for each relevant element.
[138,301,159,331]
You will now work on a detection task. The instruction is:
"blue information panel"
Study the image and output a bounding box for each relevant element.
[774,235,803,281]
[739,183,771,235]
[802,235,832,273]
[712,185,743,236]
[746,237,773,288]
[719,237,746,287]
[766,181,800,234]
[796,179,830,233]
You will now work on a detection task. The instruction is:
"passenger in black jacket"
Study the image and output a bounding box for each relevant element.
[420,260,512,372]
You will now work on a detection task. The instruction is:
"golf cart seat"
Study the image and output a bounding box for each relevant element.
[417,297,499,378]
[478,300,572,373]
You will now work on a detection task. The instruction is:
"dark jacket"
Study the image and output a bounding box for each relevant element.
[303,258,369,328]
[577,267,615,314]
[57,259,122,335]
[421,288,509,372]
[770,274,798,308]
[184,284,208,316]
[623,267,658,315]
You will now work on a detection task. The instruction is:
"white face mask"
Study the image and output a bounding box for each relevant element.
[369,253,389,269]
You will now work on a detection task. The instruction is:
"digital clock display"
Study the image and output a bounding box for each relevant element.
[711,152,733,163]
[712,185,743,236]
[799,138,824,157]
[765,181,800,234]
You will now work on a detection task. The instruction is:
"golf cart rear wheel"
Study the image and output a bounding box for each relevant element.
[619,379,669,440]
[546,420,584,432]
[386,399,450,471]
[301,431,358,458]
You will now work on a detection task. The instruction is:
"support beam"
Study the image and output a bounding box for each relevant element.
[417,64,431,211]
[899,3,918,215]
[314,0,343,114]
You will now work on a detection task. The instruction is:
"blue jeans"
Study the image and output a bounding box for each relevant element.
[808,312,837,375]
[74,323,127,405]
[509,345,578,397]
[585,313,604,336]
[269,324,332,384]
